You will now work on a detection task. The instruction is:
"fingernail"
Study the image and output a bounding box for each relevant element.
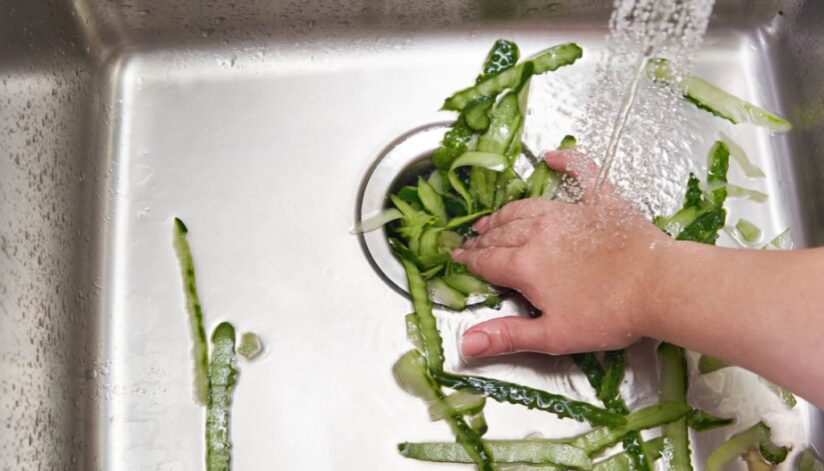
[464,237,477,248]
[462,331,491,357]
[452,248,465,257]
[473,216,489,232]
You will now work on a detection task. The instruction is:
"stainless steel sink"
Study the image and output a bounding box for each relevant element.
[2,1,823,469]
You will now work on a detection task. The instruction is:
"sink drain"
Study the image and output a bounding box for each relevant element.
[356,122,543,316]
[356,122,450,297]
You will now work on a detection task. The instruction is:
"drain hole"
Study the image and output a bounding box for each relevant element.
[356,122,544,315]
[356,123,450,300]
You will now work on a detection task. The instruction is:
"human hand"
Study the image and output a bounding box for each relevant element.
[452,150,673,357]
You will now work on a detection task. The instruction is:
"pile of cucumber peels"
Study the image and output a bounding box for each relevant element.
[356,39,810,470]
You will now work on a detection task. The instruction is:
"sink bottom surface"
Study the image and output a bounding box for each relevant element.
[99,24,816,469]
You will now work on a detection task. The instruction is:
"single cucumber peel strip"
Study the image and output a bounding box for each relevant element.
[206,322,237,471]
[648,58,793,132]
[398,441,592,469]
[705,422,789,471]
[568,402,691,456]
[432,371,626,427]
[173,217,210,405]
[443,43,583,111]
[658,343,692,471]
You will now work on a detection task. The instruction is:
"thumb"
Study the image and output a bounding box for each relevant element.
[461,317,555,357]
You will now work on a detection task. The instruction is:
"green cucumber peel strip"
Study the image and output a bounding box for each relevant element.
[477,86,523,155]
[798,449,824,471]
[399,440,591,469]
[442,273,492,296]
[647,58,792,132]
[432,118,474,172]
[727,184,769,203]
[351,208,403,234]
[404,313,423,351]
[706,421,788,471]
[464,96,495,131]
[206,322,237,471]
[572,351,653,471]
[400,259,445,371]
[569,401,691,456]
[558,134,577,150]
[706,141,730,206]
[443,209,492,230]
[427,277,466,311]
[656,142,730,244]
[448,152,508,213]
[763,379,797,409]
[443,43,583,111]
[598,350,626,406]
[469,411,489,436]
[719,131,765,178]
[687,409,735,432]
[759,439,790,465]
[429,390,486,421]
[417,176,448,223]
[393,350,495,470]
[172,217,210,405]
[455,437,667,471]
[763,228,792,250]
[478,39,520,83]
[432,370,625,427]
[736,218,762,243]
[657,343,692,471]
[398,428,670,471]
[698,355,731,374]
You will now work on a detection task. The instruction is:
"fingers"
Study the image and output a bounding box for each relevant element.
[465,218,534,249]
[544,150,610,201]
[461,316,558,356]
[451,246,519,288]
[473,198,554,234]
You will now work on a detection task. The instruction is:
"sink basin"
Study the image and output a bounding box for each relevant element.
[2,0,823,469]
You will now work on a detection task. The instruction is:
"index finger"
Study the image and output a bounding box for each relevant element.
[473,198,555,234]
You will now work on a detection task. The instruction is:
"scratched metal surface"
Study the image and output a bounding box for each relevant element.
[1,1,823,469]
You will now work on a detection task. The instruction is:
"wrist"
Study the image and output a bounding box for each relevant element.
[632,238,710,340]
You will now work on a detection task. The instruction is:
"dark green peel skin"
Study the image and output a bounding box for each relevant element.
[478,39,520,83]
[172,217,210,405]
[443,43,583,111]
[706,422,786,471]
[572,352,653,471]
[655,141,730,245]
[207,322,237,471]
[759,440,790,465]
[432,118,474,172]
[687,409,734,432]
[599,350,627,406]
[432,371,626,427]
[570,402,692,456]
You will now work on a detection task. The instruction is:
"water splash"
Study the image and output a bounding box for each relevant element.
[576,0,716,217]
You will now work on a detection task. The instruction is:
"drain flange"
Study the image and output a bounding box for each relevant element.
[356,122,451,296]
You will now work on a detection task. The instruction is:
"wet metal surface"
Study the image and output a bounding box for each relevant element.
[2,1,824,469]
